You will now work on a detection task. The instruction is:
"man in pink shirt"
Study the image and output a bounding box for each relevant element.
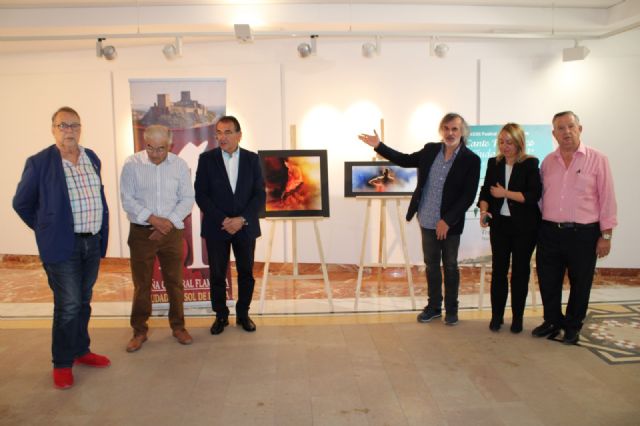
[532,111,617,344]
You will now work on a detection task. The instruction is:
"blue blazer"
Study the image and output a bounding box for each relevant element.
[376,141,481,236]
[194,147,266,241]
[13,145,109,263]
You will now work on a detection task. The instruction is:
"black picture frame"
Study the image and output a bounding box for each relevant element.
[259,150,330,217]
[344,161,417,197]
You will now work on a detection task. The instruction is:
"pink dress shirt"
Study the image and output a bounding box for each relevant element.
[540,143,617,231]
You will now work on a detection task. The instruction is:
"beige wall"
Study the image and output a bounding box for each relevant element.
[2,31,639,267]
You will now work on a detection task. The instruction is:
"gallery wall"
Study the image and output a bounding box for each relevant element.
[2,30,639,268]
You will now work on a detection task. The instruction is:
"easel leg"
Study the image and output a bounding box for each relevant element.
[377,200,386,284]
[259,220,277,314]
[313,220,333,312]
[354,199,372,311]
[478,263,486,310]
[396,199,416,310]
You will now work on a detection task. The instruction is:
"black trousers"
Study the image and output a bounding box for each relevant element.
[536,221,600,331]
[489,216,537,321]
[206,235,256,319]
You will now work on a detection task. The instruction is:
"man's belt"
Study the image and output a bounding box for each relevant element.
[74,232,94,237]
[542,220,598,230]
[132,223,154,229]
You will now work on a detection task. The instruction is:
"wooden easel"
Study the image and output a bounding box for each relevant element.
[353,118,416,310]
[353,196,416,310]
[258,217,333,314]
[258,125,333,314]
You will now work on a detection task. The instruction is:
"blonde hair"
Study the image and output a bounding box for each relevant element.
[496,122,530,163]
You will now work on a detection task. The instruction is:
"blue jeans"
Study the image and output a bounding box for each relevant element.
[420,228,461,314]
[43,234,101,368]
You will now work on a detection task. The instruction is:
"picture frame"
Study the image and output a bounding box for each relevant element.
[259,150,330,217]
[344,161,417,197]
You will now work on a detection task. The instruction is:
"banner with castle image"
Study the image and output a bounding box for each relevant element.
[129,78,228,310]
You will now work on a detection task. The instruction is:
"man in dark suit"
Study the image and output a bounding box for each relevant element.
[13,106,110,389]
[194,116,266,335]
[359,113,480,325]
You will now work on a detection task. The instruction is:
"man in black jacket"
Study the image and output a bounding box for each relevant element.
[359,113,480,325]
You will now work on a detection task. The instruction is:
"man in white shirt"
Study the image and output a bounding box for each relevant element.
[120,125,195,352]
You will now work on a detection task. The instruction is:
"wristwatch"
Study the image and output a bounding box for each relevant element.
[602,233,612,240]
[241,217,248,226]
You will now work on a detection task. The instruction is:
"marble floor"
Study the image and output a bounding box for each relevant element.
[1,257,639,425]
[1,256,639,318]
[1,311,640,426]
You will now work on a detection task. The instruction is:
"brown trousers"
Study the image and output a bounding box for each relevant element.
[127,224,185,335]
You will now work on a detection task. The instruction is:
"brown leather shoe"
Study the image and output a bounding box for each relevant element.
[172,328,193,345]
[126,334,147,353]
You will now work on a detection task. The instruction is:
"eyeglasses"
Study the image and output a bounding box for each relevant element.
[145,145,167,153]
[55,122,82,131]
[216,130,237,137]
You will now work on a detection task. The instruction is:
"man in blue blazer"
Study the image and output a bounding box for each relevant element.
[195,116,266,335]
[359,113,480,326]
[13,107,110,390]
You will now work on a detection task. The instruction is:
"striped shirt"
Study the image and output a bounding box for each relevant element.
[62,147,103,234]
[120,151,195,229]
[418,144,459,229]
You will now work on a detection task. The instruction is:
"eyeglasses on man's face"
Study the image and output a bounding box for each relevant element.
[55,122,82,131]
[145,145,168,154]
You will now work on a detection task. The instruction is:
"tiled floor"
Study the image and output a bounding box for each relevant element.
[1,256,640,425]
[1,311,640,426]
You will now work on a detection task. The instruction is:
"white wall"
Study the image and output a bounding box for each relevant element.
[2,30,639,267]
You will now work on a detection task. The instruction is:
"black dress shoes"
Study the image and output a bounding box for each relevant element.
[489,318,503,332]
[531,321,561,338]
[210,317,229,335]
[563,328,580,345]
[510,317,523,334]
[237,317,256,332]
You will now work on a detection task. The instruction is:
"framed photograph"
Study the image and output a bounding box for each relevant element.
[344,161,417,197]
[259,150,330,217]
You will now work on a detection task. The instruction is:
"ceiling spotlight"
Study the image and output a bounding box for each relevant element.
[429,37,448,58]
[234,24,253,44]
[297,35,318,58]
[163,37,183,60]
[362,36,380,58]
[96,38,117,61]
[563,40,590,62]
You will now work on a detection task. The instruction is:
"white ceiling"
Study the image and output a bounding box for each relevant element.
[0,0,638,54]
[0,1,626,6]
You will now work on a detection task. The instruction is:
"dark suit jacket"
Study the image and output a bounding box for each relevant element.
[375,141,481,236]
[477,156,542,230]
[194,147,266,241]
[12,145,109,263]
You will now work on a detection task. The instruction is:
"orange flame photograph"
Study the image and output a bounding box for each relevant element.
[259,150,330,217]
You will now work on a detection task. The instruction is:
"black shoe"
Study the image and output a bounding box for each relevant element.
[444,313,458,326]
[489,317,503,332]
[417,307,441,323]
[563,328,580,345]
[531,321,561,338]
[237,317,256,332]
[510,317,523,334]
[210,317,229,335]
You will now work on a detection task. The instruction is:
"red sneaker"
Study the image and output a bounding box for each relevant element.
[74,352,111,368]
[53,367,74,390]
